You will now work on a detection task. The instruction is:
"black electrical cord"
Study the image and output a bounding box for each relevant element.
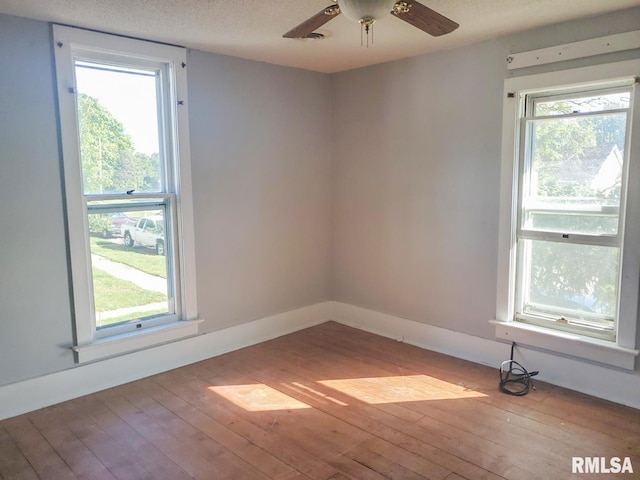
[499,342,539,396]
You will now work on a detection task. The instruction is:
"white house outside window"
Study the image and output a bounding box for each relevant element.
[54,26,199,362]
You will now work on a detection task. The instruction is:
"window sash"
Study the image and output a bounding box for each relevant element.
[516,114,630,239]
[87,196,181,338]
[517,230,620,247]
[513,84,632,338]
[514,237,620,337]
[527,85,631,116]
[74,58,173,196]
[515,312,616,340]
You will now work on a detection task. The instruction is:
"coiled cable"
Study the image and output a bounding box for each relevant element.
[499,342,539,396]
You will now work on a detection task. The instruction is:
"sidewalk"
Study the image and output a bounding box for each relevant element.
[91,254,167,294]
[92,253,168,325]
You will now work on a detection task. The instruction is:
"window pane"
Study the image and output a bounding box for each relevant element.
[534,91,630,116]
[522,113,626,235]
[523,211,619,234]
[75,61,163,195]
[88,207,172,329]
[518,239,619,326]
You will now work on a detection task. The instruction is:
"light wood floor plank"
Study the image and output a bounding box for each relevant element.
[2,416,76,480]
[52,398,155,480]
[156,365,390,480]
[69,393,192,480]
[95,388,236,479]
[26,406,116,480]
[134,377,303,480]
[0,422,40,480]
[151,368,344,479]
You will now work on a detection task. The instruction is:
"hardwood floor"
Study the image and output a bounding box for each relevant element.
[1,321,639,479]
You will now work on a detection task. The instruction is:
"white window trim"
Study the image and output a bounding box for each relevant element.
[72,320,201,363]
[53,25,199,362]
[494,59,640,370]
[506,30,640,70]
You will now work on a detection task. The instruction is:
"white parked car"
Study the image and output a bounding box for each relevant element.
[121,215,165,255]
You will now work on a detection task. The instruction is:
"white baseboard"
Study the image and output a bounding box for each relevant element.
[2,300,638,420]
[0,302,333,420]
[330,301,640,409]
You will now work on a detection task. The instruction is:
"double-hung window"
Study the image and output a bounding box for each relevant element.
[54,26,199,362]
[495,59,640,368]
[516,85,631,340]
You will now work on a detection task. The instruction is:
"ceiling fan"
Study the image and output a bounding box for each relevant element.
[283,0,459,41]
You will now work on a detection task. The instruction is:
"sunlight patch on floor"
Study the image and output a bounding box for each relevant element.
[318,375,486,404]
[209,384,312,411]
[289,382,349,406]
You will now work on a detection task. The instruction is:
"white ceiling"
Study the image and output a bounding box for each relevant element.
[2,0,639,73]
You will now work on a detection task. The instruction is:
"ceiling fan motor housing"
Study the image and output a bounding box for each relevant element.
[283,0,458,40]
[338,0,399,22]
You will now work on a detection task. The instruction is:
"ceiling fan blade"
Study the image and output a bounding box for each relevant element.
[393,1,459,37]
[283,5,340,38]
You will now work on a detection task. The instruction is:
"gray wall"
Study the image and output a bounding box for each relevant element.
[1,7,639,388]
[188,51,333,330]
[331,8,640,342]
[0,14,333,386]
[0,16,75,384]
[332,40,504,339]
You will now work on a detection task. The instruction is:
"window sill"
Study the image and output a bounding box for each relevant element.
[73,319,203,364]
[489,320,638,370]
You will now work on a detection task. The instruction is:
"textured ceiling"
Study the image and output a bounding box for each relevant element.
[1,0,639,73]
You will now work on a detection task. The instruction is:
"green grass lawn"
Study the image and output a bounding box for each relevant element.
[93,269,167,328]
[92,269,166,312]
[91,236,166,278]
[90,236,169,328]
